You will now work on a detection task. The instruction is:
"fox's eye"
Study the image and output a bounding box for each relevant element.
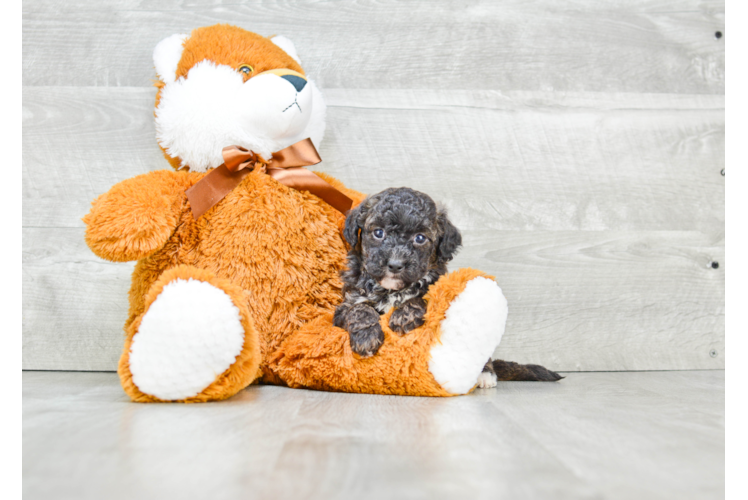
[373,229,385,240]
[414,234,427,245]
[239,64,254,75]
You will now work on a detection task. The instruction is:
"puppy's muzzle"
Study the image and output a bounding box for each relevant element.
[379,273,404,290]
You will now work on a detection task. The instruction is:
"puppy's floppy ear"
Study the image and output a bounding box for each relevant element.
[343,201,369,248]
[436,207,462,262]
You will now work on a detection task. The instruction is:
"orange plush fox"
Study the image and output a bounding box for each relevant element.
[83,24,509,402]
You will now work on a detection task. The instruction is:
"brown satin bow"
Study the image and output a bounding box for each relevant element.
[185,138,353,219]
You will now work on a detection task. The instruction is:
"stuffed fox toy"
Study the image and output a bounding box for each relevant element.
[83,24,527,402]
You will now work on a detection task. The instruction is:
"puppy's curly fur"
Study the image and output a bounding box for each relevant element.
[333,187,460,356]
[334,187,564,384]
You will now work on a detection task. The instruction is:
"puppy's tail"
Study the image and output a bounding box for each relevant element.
[490,359,564,382]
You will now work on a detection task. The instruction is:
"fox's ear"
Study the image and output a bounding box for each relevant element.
[270,35,301,65]
[153,33,189,83]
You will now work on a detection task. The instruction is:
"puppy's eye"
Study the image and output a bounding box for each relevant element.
[238,64,254,76]
[414,234,428,245]
[372,229,385,240]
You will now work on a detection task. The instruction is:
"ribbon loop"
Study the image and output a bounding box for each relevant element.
[185,138,353,219]
[222,145,261,173]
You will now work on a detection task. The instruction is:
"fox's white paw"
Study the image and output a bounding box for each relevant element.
[129,278,245,400]
[428,277,508,394]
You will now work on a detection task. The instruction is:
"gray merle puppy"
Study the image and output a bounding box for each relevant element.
[334,187,563,386]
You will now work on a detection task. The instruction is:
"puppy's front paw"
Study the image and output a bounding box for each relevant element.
[389,297,427,335]
[350,324,384,357]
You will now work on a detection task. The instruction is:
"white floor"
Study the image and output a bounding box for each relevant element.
[23,370,724,500]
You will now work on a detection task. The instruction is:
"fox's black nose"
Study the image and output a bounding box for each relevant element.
[281,74,307,92]
[388,260,405,273]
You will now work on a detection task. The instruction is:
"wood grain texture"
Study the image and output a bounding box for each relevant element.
[23,371,725,500]
[22,0,724,372]
[22,227,724,371]
[23,87,725,231]
[481,370,725,500]
[23,227,133,371]
[23,0,724,93]
[23,87,163,228]
[260,387,598,500]
[320,90,724,233]
[461,230,725,370]
[22,86,724,370]
[717,176,737,369]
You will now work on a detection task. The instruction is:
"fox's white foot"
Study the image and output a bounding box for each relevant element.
[129,278,246,401]
[428,277,508,394]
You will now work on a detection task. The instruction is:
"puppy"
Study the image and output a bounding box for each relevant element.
[334,187,564,385]
[334,187,457,356]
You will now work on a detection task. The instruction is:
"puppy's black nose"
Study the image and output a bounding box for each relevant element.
[388,260,405,273]
[281,74,307,92]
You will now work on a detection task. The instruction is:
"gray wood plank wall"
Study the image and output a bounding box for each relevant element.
[22,0,725,371]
